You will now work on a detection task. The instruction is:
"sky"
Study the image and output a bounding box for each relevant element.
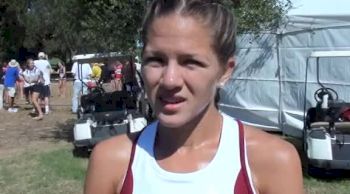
[288,0,350,15]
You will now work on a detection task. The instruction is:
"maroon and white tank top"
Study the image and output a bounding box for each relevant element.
[121,113,256,194]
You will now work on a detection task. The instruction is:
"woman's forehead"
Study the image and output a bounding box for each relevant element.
[149,14,210,39]
[146,14,215,53]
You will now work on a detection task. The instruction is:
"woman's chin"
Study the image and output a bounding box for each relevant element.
[157,114,188,129]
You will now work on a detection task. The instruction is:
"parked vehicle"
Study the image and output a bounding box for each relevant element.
[72,52,151,153]
[304,51,350,175]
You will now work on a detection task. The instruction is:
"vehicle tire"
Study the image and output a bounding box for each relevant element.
[73,146,90,158]
[307,164,343,178]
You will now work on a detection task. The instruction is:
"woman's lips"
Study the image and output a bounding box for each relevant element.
[159,96,186,112]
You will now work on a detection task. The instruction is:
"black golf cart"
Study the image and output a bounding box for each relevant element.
[72,52,150,152]
[304,51,350,174]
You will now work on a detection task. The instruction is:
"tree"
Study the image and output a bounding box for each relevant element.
[20,0,146,61]
[0,0,27,60]
[0,0,291,62]
[225,0,292,33]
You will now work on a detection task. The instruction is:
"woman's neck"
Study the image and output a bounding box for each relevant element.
[155,105,223,157]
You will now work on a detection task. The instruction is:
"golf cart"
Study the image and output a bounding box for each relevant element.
[304,51,350,174]
[72,52,150,153]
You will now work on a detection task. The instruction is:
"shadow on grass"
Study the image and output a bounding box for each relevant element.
[37,118,92,158]
[38,118,76,143]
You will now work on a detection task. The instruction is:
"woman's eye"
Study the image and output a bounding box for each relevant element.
[183,59,204,68]
[143,57,164,67]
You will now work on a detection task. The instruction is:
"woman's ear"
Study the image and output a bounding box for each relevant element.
[219,57,235,85]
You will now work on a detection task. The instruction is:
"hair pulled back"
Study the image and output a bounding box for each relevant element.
[141,0,237,65]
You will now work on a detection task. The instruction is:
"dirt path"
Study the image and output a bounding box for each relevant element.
[0,82,76,157]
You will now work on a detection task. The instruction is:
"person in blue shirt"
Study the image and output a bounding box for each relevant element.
[4,59,19,112]
[0,62,5,110]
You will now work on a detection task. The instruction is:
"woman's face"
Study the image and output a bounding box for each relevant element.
[142,14,233,128]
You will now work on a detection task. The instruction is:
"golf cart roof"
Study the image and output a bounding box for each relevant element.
[309,51,350,58]
[72,52,132,63]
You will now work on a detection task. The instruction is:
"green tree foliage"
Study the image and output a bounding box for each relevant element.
[0,0,290,62]
[0,0,27,59]
[232,0,291,33]
[23,0,145,60]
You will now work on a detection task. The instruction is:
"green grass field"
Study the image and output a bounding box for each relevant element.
[0,143,87,194]
[1,142,350,194]
[304,176,350,194]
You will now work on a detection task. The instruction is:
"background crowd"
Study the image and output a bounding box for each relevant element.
[0,52,53,120]
[0,52,139,120]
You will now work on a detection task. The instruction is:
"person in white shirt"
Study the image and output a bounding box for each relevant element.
[71,61,92,113]
[21,62,36,104]
[22,58,45,120]
[34,52,52,114]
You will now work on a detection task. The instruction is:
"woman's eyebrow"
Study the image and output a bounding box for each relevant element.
[143,50,166,58]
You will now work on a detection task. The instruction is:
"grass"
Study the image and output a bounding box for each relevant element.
[304,175,350,194]
[1,143,350,194]
[0,143,88,194]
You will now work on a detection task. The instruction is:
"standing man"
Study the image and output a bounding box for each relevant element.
[71,61,92,113]
[34,52,52,114]
[4,59,19,112]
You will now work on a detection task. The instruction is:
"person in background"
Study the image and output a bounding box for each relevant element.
[16,64,25,100]
[98,61,121,92]
[2,61,9,105]
[91,63,103,80]
[113,61,124,91]
[71,61,92,113]
[84,1,304,194]
[34,52,52,114]
[57,61,67,97]
[22,58,44,120]
[4,59,19,112]
[22,62,34,104]
[122,59,137,94]
[0,61,5,110]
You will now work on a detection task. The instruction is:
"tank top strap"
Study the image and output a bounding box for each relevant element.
[234,120,255,194]
[120,122,158,194]
[120,134,139,194]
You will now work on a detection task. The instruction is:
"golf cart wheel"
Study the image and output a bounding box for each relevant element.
[307,164,344,178]
[77,111,81,119]
[73,146,90,158]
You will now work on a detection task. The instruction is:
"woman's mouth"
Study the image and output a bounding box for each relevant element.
[159,96,186,112]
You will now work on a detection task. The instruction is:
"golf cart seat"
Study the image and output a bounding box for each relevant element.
[80,90,137,113]
[93,110,127,123]
[310,122,329,129]
[310,122,350,133]
[335,122,350,133]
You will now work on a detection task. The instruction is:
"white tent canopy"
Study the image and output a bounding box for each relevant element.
[219,1,350,138]
[289,0,350,15]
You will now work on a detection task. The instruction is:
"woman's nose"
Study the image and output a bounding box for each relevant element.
[160,62,183,90]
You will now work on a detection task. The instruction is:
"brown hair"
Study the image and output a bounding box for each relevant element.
[141,0,237,65]
[26,58,34,65]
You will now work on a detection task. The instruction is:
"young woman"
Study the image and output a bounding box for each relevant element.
[22,62,34,104]
[84,1,304,194]
[113,61,124,91]
[23,58,44,120]
[57,62,66,97]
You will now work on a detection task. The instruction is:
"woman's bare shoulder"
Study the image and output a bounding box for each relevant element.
[84,132,140,194]
[91,133,138,163]
[244,125,304,194]
[244,125,299,161]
